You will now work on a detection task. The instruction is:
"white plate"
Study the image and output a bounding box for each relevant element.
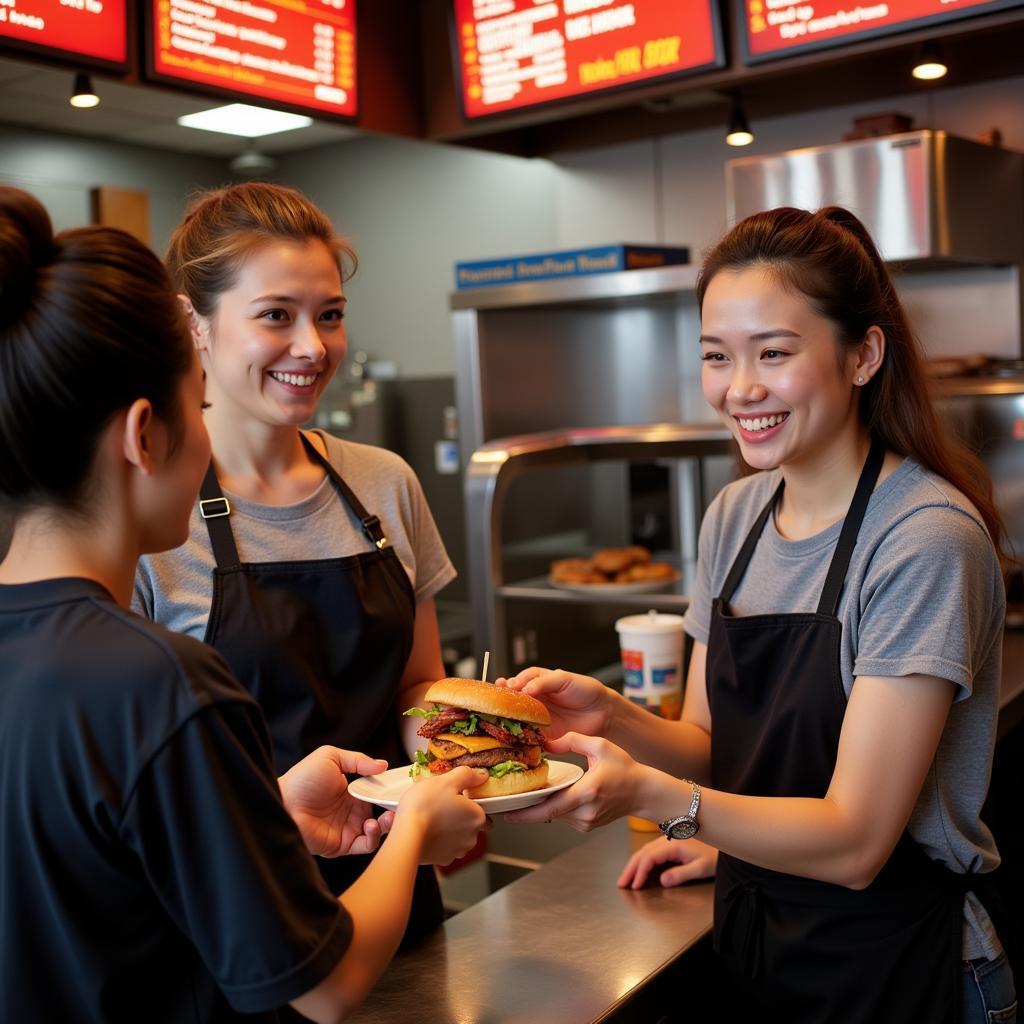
[348,760,585,813]
[548,573,680,595]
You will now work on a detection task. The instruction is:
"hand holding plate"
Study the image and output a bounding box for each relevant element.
[502,731,645,831]
[278,745,392,858]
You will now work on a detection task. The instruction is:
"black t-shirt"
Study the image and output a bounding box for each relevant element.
[0,578,352,1022]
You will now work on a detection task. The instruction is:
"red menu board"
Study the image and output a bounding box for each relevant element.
[452,0,723,120]
[147,0,356,119]
[741,0,1022,61]
[0,0,127,68]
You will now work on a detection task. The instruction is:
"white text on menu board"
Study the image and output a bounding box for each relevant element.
[0,0,105,32]
[164,0,347,105]
[470,1,659,107]
[749,0,889,39]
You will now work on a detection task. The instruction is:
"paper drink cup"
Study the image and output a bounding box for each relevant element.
[616,610,685,833]
[615,610,685,721]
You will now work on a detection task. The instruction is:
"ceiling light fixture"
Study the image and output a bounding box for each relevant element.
[178,103,313,138]
[69,73,99,109]
[229,147,278,177]
[912,42,948,81]
[725,99,754,147]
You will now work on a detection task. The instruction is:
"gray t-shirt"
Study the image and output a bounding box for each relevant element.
[683,457,1004,957]
[134,430,456,641]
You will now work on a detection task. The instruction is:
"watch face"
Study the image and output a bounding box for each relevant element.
[669,818,698,840]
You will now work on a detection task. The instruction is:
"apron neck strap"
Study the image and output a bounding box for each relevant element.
[298,433,390,550]
[198,462,241,570]
[815,437,885,617]
[716,438,886,614]
[197,432,390,571]
[718,479,783,604]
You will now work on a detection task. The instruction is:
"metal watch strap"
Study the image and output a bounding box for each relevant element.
[658,781,701,839]
[685,780,700,820]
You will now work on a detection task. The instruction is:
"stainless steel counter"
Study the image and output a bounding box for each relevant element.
[348,820,714,1024]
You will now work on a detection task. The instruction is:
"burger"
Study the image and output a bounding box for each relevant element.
[403,677,551,798]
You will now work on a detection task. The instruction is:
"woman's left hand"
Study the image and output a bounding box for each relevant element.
[617,836,718,889]
[502,732,647,831]
[278,746,395,858]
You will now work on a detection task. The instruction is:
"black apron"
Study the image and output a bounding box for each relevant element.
[707,440,965,1024]
[198,432,443,950]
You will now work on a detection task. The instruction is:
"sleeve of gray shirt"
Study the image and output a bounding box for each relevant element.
[853,504,1003,701]
[682,491,723,647]
[133,560,155,619]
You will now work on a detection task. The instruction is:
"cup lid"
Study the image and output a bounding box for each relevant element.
[615,609,685,634]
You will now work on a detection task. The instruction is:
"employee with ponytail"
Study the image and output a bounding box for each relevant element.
[0,186,487,1023]
[501,206,1015,1023]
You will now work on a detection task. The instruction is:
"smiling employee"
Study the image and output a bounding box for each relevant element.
[134,182,456,944]
[502,207,1015,1023]
[0,186,488,1023]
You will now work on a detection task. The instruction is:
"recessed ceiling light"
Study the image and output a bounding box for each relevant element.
[725,101,754,147]
[912,42,948,82]
[177,104,313,137]
[70,73,99,109]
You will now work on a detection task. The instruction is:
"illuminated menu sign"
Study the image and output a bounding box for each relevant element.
[453,0,723,120]
[0,0,128,68]
[148,0,356,118]
[741,0,1021,61]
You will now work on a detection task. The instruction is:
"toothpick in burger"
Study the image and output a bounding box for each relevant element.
[404,678,550,798]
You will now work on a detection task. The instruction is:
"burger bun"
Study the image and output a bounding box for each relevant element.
[424,677,550,726]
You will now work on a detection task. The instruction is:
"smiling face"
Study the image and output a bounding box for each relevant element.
[700,266,869,473]
[195,238,346,428]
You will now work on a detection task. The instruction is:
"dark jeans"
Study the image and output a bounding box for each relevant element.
[963,953,1018,1023]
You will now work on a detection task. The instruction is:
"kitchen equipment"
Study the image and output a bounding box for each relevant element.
[451,267,738,675]
[934,369,1024,605]
[726,130,1024,267]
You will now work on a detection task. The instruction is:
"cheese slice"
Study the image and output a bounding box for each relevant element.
[434,732,504,754]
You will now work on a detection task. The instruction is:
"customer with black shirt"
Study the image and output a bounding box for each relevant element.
[0,186,488,1023]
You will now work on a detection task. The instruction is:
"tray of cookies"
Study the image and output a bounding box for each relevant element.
[548,546,680,593]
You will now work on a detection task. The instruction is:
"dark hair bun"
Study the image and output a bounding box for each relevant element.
[0,188,55,323]
[0,186,194,512]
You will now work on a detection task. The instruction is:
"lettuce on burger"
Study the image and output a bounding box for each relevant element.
[404,677,551,798]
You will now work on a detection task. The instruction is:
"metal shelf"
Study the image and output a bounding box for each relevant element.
[449,263,701,312]
[464,425,733,671]
[497,573,693,611]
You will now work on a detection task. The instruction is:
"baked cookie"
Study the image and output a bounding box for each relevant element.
[617,561,677,582]
[550,557,596,582]
[592,545,651,575]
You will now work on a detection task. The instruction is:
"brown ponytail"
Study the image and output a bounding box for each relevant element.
[166,182,355,317]
[697,206,1009,565]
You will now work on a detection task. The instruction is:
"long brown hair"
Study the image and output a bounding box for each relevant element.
[697,205,1009,564]
[165,181,356,317]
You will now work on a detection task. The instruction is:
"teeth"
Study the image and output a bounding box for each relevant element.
[270,371,318,387]
[738,413,787,432]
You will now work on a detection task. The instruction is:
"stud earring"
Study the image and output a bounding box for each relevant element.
[856,376,865,384]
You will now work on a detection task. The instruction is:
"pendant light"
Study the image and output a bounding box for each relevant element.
[70,73,99,108]
[726,99,754,147]
[912,42,948,81]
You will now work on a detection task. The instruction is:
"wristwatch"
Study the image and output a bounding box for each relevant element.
[658,781,701,840]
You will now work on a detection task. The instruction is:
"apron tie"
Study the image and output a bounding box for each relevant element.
[719,877,765,982]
